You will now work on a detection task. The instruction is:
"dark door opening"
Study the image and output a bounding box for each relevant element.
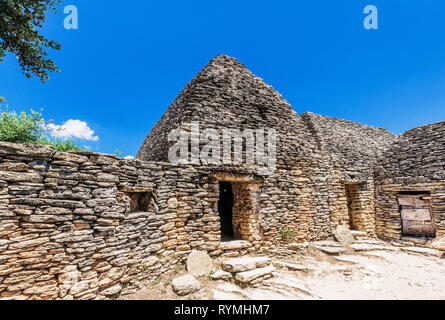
[345,184,359,231]
[218,181,234,242]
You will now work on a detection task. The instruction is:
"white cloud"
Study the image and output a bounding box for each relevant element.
[124,156,135,160]
[46,119,99,141]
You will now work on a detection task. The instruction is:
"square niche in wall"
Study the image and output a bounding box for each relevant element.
[127,192,153,213]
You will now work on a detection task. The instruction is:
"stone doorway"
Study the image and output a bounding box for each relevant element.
[345,183,362,231]
[218,181,235,242]
[215,173,262,244]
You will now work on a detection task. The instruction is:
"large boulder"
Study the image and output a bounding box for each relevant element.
[186,250,213,277]
[172,275,201,296]
[334,225,355,246]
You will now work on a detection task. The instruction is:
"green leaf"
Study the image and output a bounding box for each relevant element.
[0,0,62,82]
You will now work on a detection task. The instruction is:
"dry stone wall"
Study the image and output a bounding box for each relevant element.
[1,141,298,300]
[375,121,445,241]
[0,142,234,300]
[0,136,391,299]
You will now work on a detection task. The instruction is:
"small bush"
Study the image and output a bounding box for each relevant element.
[52,139,83,152]
[280,228,296,242]
[0,99,83,152]
[0,108,47,144]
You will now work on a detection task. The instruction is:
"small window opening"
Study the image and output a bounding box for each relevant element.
[127,192,153,213]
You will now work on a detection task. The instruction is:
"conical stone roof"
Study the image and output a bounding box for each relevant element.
[137,54,315,164]
[137,54,397,170]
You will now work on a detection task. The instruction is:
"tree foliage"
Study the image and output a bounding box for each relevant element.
[0,97,83,151]
[0,0,61,82]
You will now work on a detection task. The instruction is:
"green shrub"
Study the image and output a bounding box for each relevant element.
[52,139,83,152]
[0,108,48,144]
[280,228,296,242]
[0,98,83,152]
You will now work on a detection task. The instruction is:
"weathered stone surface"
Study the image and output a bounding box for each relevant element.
[0,141,54,157]
[101,284,122,296]
[315,246,346,255]
[288,243,309,251]
[172,275,201,296]
[334,225,355,246]
[272,261,312,272]
[351,243,398,252]
[211,270,232,281]
[222,257,271,273]
[219,241,252,251]
[186,250,213,277]
[427,235,445,251]
[70,280,90,296]
[0,171,42,183]
[0,162,28,172]
[350,230,368,238]
[400,247,440,257]
[235,265,276,283]
[167,198,178,209]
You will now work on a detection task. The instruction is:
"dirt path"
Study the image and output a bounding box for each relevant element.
[126,242,445,300]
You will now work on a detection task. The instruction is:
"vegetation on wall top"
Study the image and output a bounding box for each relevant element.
[0,97,83,151]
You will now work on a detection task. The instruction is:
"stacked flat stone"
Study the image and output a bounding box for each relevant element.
[375,121,445,241]
[221,256,275,288]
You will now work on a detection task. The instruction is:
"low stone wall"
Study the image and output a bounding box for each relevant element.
[0,142,229,300]
[0,140,378,300]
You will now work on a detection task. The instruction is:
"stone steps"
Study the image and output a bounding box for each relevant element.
[311,241,347,255]
[219,240,253,258]
[351,230,369,240]
[218,256,276,288]
[287,242,309,252]
[235,265,276,287]
[350,243,399,252]
[221,256,271,273]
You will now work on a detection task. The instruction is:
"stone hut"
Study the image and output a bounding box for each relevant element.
[137,54,398,244]
[0,54,443,300]
[375,121,445,243]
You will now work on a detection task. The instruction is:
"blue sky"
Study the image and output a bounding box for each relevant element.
[1,0,444,157]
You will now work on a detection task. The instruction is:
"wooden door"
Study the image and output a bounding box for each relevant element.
[398,195,435,236]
